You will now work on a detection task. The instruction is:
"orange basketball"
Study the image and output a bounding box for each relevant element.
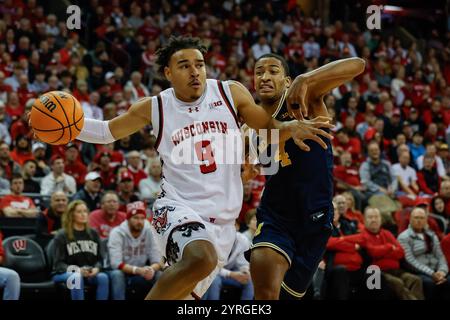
[30,91,84,145]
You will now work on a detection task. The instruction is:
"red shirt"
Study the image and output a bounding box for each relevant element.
[359,228,404,271]
[65,161,87,187]
[441,234,450,267]
[326,233,363,271]
[333,137,361,162]
[0,194,35,212]
[17,87,36,106]
[10,119,32,142]
[10,150,34,166]
[89,209,127,239]
[333,165,361,188]
[5,105,23,119]
[127,167,147,189]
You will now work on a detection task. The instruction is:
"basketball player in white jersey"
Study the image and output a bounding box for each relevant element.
[30,36,333,300]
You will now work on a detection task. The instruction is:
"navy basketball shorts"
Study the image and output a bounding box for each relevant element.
[251,205,333,298]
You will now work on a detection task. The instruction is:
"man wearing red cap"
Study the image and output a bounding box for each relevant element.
[108,201,163,300]
[117,170,139,212]
[64,142,87,189]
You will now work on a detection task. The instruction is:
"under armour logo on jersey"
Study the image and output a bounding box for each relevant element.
[12,239,27,252]
[188,107,199,113]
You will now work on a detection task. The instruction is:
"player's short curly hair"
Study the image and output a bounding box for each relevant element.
[156,36,208,73]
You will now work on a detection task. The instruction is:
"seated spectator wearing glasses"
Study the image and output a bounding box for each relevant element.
[52,200,109,300]
[89,191,126,240]
[360,207,424,300]
[0,231,21,300]
[0,173,38,218]
[108,201,162,300]
[397,207,450,300]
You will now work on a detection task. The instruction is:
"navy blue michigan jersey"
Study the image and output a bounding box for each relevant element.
[248,97,334,297]
[252,101,334,222]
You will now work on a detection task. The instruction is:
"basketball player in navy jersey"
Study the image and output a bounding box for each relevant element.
[248,53,365,299]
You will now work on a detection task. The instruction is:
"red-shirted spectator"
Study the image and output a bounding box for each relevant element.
[333,129,362,162]
[5,91,23,120]
[97,143,124,167]
[10,99,33,142]
[64,142,87,188]
[16,74,35,106]
[0,174,38,218]
[126,150,147,189]
[0,141,21,180]
[89,191,126,239]
[334,151,363,191]
[238,181,260,225]
[417,154,441,196]
[441,233,450,267]
[73,80,90,103]
[9,135,34,166]
[94,151,117,190]
[360,207,424,300]
[117,170,140,213]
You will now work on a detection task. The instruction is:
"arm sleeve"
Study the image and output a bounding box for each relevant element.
[76,118,115,144]
[40,176,54,196]
[107,230,124,270]
[53,233,69,274]
[93,231,104,270]
[35,213,50,238]
[397,234,434,276]
[433,234,449,275]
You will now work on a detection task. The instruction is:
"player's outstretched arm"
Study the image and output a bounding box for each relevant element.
[77,97,152,144]
[229,81,334,151]
[287,57,365,119]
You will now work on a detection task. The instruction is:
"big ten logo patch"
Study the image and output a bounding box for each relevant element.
[366,5,383,30]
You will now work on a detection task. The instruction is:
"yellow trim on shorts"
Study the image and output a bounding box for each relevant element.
[281,281,305,299]
[251,242,292,266]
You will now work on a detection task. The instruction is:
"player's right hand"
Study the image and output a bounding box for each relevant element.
[290,116,334,151]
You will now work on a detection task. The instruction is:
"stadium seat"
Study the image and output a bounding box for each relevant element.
[2,236,56,299]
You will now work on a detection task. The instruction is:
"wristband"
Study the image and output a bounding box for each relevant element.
[132,266,137,274]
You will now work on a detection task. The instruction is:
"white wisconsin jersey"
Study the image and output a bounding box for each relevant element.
[151,79,243,225]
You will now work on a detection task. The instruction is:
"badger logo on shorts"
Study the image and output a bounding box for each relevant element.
[152,206,175,234]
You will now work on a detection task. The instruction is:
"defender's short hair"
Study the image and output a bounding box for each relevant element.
[255,53,290,76]
[156,36,208,73]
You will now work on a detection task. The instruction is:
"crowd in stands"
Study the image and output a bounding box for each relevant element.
[1,0,450,299]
